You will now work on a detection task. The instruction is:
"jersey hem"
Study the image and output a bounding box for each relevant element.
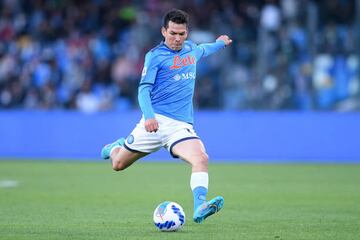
[123,143,148,154]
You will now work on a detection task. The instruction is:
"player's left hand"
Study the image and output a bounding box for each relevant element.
[217,35,232,46]
[144,118,159,133]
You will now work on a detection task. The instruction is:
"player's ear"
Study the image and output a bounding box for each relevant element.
[161,27,166,37]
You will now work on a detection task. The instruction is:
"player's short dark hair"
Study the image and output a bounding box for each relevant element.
[163,9,189,29]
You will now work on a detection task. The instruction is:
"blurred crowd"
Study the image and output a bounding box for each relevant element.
[0,0,358,112]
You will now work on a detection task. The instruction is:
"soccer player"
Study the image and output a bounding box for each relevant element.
[101,9,232,223]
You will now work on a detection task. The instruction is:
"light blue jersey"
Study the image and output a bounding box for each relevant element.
[138,40,225,124]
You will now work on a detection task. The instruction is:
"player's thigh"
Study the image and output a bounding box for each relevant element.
[112,146,149,170]
[171,138,208,165]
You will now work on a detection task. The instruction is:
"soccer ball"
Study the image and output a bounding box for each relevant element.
[153,201,185,231]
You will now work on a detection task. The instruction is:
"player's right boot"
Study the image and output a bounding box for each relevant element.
[193,196,224,223]
[101,138,125,160]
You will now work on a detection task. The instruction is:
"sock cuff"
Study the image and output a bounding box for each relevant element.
[190,172,209,191]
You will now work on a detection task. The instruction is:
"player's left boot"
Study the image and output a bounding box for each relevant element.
[101,138,125,160]
[193,196,224,223]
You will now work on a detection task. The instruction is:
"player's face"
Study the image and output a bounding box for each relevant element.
[162,21,188,51]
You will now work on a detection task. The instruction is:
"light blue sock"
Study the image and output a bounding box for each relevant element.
[193,186,208,211]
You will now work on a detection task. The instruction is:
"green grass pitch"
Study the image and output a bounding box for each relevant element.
[0,160,359,240]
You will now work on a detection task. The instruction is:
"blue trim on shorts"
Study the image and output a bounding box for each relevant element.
[123,143,147,154]
[169,137,200,158]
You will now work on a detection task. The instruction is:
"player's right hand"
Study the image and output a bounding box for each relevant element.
[144,118,159,133]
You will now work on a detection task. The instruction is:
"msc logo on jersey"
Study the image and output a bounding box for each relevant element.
[170,55,196,70]
[173,74,181,81]
[173,72,196,81]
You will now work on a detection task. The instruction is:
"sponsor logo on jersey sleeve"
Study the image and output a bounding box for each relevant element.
[141,67,147,77]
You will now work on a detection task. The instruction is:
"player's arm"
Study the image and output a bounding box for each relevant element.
[196,35,232,59]
[138,52,159,133]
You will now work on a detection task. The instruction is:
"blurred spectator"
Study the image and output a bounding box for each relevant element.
[0,0,358,112]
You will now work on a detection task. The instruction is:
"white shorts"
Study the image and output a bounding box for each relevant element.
[123,114,199,157]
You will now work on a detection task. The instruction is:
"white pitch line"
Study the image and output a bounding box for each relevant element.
[0,180,19,188]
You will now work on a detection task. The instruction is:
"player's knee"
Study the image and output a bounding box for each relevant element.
[112,159,127,171]
[112,162,126,171]
[196,152,209,166]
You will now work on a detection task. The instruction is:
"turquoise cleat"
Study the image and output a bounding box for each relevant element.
[101,138,125,160]
[193,196,224,223]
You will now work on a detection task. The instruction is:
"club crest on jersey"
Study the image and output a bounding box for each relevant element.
[170,55,196,69]
[127,135,134,144]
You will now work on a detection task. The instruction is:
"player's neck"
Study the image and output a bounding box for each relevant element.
[163,41,182,52]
